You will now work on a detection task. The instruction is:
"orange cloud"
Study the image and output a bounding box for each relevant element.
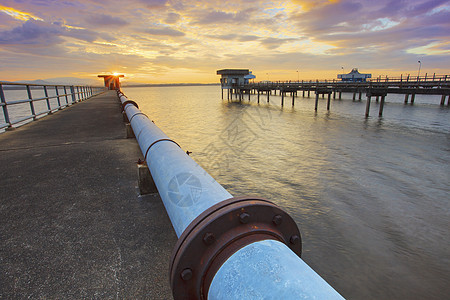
[291,0,340,11]
[0,5,43,21]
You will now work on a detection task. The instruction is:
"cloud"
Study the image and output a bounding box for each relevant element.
[144,26,185,37]
[84,13,129,27]
[206,34,260,42]
[0,19,106,46]
[289,0,450,55]
[0,0,448,83]
[191,8,255,25]
[165,12,180,24]
[135,0,168,8]
[260,37,298,49]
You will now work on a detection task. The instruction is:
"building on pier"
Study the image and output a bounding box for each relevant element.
[216,69,255,89]
[338,68,371,82]
[98,74,124,90]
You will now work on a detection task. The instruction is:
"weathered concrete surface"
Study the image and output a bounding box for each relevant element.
[0,91,177,299]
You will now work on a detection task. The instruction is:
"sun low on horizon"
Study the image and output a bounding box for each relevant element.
[0,0,449,84]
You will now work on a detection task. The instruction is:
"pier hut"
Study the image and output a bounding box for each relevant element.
[216,69,251,88]
[217,69,254,100]
[98,74,124,90]
[338,68,371,82]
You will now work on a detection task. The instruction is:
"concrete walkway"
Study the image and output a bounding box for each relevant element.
[0,91,177,299]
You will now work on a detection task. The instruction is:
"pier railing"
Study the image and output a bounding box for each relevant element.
[251,74,449,87]
[0,82,105,131]
[118,90,344,299]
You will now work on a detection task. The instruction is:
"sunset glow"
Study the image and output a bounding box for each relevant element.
[0,0,448,84]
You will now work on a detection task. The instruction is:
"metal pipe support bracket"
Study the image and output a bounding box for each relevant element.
[169,196,302,299]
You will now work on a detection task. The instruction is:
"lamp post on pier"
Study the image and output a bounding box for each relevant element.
[417,60,422,79]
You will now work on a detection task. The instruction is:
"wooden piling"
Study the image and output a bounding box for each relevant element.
[379,96,385,117]
[267,90,270,103]
[352,91,356,101]
[257,90,260,103]
[411,93,416,104]
[404,94,409,104]
[292,92,295,106]
[327,93,331,111]
[339,92,342,100]
[315,93,319,111]
[365,96,371,118]
[359,91,362,100]
[281,91,284,106]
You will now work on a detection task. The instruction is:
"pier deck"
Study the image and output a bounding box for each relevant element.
[0,91,176,299]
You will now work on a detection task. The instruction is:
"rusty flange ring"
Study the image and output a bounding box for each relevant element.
[121,100,139,111]
[169,196,302,300]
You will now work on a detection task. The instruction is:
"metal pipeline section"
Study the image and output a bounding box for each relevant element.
[117,90,344,300]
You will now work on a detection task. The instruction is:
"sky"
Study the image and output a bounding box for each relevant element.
[0,0,449,84]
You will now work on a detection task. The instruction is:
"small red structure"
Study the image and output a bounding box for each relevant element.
[98,74,124,90]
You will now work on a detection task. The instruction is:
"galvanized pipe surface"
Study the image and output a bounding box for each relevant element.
[209,240,343,299]
[119,93,232,235]
[118,91,344,299]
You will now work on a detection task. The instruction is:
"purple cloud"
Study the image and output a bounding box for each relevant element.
[84,13,129,27]
[260,37,298,49]
[206,34,260,42]
[192,8,255,25]
[0,19,105,45]
[165,12,181,24]
[144,26,185,37]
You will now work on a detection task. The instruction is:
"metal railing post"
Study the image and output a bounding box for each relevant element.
[55,86,61,109]
[43,85,51,112]
[70,86,76,103]
[26,85,36,120]
[64,86,69,106]
[117,91,344,300]
[0,83,11,127]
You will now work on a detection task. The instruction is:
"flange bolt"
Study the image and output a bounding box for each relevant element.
[203,232,215,245]
[239,212,250,224]
[181,268,193,281]
[273,215,283,225]
[290,235,300,245]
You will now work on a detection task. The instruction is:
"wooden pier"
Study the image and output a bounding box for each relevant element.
[222,75,450,117]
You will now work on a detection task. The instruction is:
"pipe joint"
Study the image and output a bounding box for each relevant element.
[121,99,139,111]
[169,196,302,300]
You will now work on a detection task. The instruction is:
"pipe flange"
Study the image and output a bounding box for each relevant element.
[169,196,302,300]
[121,100,139,111]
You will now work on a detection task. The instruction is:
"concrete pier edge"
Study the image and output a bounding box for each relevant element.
[0,90,176,299]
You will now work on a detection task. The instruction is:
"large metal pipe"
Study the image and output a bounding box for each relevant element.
[118,91,344,300]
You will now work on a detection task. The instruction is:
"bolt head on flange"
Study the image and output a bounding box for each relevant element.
[239,212,250,224]
[180,268,193,281]
[273,215,283,225]
[290,235,300,245]
[203,232,215,245]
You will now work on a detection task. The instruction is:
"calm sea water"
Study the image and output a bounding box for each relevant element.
[122,85,449,300]
[1,85,448,299]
